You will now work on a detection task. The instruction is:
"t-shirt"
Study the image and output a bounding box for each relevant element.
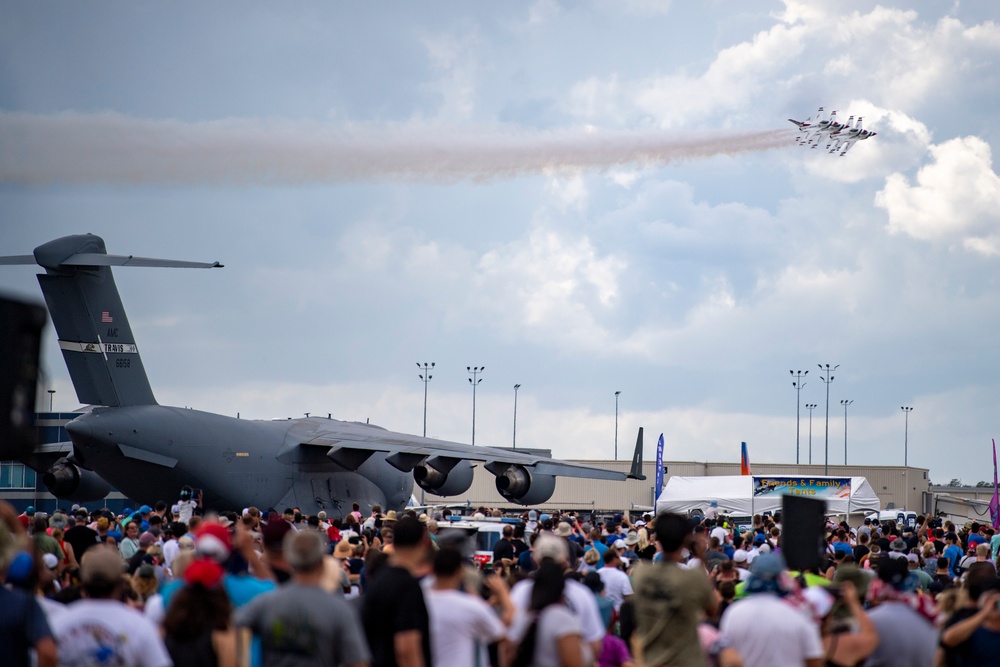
[630,560,714,667]
[176,499,198,525]
[426,588,506,667]
[492,537,515,564]
[361,565,432,667]
[51,598,171,667]
[597,566,634,612]
[991,533,1000,560]
[510,577,604,645]
[720,594,823,667]
[63,525,100,561]
[865,601,936,667]
[942,607,1000,667]
[944,544,964,577]
[0,587,52,667]
[235,582,371,667]
[510,604,583,667]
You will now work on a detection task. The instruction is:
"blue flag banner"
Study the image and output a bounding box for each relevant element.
[655,433,665,500]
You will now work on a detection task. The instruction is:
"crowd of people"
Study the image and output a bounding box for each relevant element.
[4,487,1000,667]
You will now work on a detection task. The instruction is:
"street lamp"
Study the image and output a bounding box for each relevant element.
[513,384,521,449]
[841,399,853,464]
[806,403,818,465]
[901,406,914,466]
[614,391,622,460]
[818,364,839,475]
[790,370,808,464]
[47,389,56,412]
[467,366,484,445]
[417,362,435,437]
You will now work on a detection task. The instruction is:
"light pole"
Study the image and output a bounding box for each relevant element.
[47,389,55,412]
[818,364,838,475]
[512,384,521,448]
[901,406,913,466]
[806,403,817,465]
[614,390,622,460]
[841,399,853,464]
[467,366,484,445]
[790,370,808,464]
[417,362,434,437]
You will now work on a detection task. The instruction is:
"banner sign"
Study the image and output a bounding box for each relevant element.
[655,433,665,499]
[752,476,851,499]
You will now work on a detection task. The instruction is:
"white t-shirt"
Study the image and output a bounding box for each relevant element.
[161,538,179,570]
[510,577,604,644]
[597,566,634,612]
[176,499,198,525]
[427,588,507,667]
[710,526,729,544]
[720,594,823,667]
[510,604,585,667]
[52,598,172,667]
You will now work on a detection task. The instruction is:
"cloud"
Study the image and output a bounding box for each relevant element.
[876,136,1000,255]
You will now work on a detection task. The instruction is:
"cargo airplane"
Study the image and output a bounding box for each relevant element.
[0,235,644,516]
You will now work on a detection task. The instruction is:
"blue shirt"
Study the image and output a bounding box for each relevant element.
[944,544,964,577]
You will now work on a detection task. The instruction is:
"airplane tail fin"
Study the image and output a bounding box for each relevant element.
[0,234,222,407]
[628,427,646,480]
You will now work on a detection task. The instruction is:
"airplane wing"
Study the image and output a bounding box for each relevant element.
[787,119,811,129]
[278,418,645,482]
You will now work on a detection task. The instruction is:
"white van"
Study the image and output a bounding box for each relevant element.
[865,510,918,530]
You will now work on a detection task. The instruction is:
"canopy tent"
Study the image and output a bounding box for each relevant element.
[655,475,881,516]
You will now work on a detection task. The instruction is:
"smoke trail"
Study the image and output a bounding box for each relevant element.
[0,111,792,186]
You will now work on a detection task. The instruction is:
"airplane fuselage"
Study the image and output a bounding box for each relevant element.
[65,406,413,515]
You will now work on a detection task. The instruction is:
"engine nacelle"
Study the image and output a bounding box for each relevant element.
[42,458,112,501]
[495,465,556,505]
[413,460,474,497]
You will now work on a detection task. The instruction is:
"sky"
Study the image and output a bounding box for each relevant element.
[2,1,999,486]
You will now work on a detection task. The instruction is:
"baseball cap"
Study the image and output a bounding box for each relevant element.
[25,506,35,516]
[138,505,152,514]
[733,550,748,563]
[533,533,569,564]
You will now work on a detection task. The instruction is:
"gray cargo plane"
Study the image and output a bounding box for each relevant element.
[1,234,644,516]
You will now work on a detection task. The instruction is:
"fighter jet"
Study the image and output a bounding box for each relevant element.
[829,117,876,156]
[789,108,875,155]
[0,235,644,516]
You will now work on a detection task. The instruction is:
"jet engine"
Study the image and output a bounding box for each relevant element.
[42,458,112,501]
[495,465,556,505]
[413,460,475,497]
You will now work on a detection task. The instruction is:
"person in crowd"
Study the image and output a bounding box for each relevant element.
[579,546,601,574]
[944,532,964,577]
[510,532,605,659]
[598,549,633,613]
[362,515,431,667]
[939,567,1000,666]
[118,520,142,561]
[510,561,586,667]
[163,555,237,667]
[176,485,201,525]
[0,502,58,667]
[237,530,371,667]
[816,578,878,667]
[720,553,822,667]
[426,546,513,667]
[862,555,937,667]
[51,545,171,666]
[632,512,717,667]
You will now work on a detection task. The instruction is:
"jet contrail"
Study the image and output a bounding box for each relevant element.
[0,111,791,186]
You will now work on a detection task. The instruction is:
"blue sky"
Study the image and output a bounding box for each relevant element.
[2,1,999,484]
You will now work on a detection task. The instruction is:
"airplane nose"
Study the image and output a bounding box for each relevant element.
[65,418,92,441]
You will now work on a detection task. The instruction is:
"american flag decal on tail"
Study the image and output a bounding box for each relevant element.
[101,311,113,323]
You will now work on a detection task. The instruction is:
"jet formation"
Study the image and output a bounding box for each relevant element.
[788,107,877,156]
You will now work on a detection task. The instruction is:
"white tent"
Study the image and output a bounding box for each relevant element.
[655,475,881,516]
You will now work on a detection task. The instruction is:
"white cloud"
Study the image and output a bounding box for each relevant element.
[877,136,1000,255]
[471,228,626,348]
